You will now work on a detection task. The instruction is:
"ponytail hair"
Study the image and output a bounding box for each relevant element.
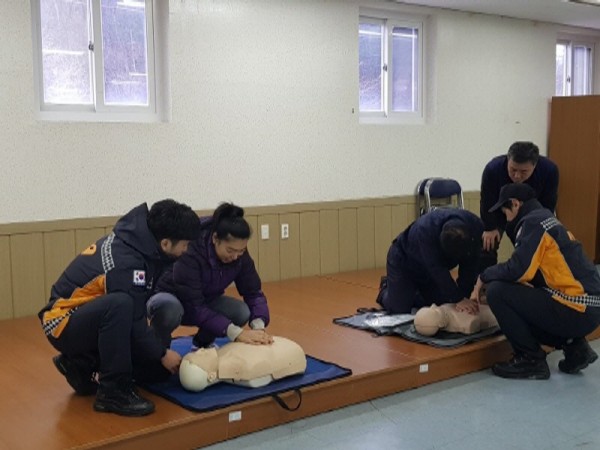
[212,202,251,241]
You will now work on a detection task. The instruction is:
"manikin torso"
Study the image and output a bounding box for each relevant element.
[413,303,498,336]
[179,336,307,392]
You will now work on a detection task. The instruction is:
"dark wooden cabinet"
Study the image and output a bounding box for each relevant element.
[549,95,600,263]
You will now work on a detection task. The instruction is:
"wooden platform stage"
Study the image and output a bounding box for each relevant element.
[0,269,516,450]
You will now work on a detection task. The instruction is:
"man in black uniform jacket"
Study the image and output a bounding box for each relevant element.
[39,199,200,416]
[377,208,483,315]
[480,141,559,269]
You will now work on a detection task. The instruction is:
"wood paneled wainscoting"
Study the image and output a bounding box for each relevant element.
[0,192,512,320]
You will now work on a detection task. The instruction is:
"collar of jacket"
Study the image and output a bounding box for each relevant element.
[513,198,543,230]
[113,203,162,260]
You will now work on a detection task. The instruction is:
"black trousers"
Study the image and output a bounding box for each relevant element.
[380,244,444,314]
[486,281,600,360]
[47,293,169,384]
[192,295,251,347]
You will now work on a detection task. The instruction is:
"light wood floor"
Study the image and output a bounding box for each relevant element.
[0,269,515,450]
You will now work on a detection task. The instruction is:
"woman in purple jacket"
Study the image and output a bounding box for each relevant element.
[147,203,272,349]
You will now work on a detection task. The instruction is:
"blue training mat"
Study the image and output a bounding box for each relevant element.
[141,336,352,413]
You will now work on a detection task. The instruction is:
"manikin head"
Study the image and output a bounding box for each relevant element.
[414,304,449,336]
[179,347,220,392]
[506,141,539,184]
[211,203,251,264]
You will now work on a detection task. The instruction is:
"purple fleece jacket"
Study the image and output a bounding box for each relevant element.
[156,218,270,337]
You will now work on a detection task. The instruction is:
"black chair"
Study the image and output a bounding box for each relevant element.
[416,177,464,216]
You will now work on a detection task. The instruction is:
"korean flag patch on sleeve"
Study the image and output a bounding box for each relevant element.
[133,270,146,286]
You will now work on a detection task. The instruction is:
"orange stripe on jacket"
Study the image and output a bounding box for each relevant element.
[519,233,586,312]
[42,275,106,338]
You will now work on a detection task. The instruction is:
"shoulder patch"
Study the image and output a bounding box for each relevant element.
[133,270,146,286]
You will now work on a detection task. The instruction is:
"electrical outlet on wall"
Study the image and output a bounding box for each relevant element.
[260,224,269,240]
[281,223,289,239]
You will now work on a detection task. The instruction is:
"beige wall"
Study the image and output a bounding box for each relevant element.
[1,1,561,224]
[0,192,512,320]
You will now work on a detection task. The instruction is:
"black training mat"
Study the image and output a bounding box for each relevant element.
[334,308,501,348]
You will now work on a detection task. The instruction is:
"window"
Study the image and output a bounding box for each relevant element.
[359,10,424,124]
[556,39,593,96]
[31,0,163,121]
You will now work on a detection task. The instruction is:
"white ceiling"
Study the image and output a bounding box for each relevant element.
[396,0,600,30]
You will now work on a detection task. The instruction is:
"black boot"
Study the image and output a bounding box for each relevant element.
[93,380,155,417]
[53,354,98,396]
[375,276,388,307]
[492,354,550,380]
[558,338,598,374]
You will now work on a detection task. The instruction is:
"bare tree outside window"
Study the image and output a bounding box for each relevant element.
[572,45,592,96]
[556,43,567,96]
[555,39,593,97]
[40,0,92,104]
[358,12,423,123]
[391,26,418,112]
[33,0,157,119]
[359,22,383,112]
[101,0,148,105]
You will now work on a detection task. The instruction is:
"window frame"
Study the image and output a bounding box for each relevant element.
[30,0,163,122]
[359,8,425,125]
[556,36,594,97]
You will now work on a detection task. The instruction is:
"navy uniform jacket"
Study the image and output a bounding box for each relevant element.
[39,203,169,362]
[480,155,559,233]
[391,208,484,302]
[481,200,600,312]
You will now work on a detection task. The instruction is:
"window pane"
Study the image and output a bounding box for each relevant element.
[101,0,148,105]
[359,22,383,112]
[391,26,418,112]
[555,44,567,96]
[572,45,591,96]
[40,0,92,105]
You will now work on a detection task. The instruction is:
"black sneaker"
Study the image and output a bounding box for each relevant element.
[93,382,155,417]
[492,355,550,380]
[375,276,388,306]
[53,354,98,396]
[558,338,598,374]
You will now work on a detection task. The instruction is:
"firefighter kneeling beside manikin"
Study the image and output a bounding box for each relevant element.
[179,336,307,391]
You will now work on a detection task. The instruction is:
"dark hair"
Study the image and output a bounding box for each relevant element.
[440,220,478,262]
[147,199,200,242]
[212,202,251,241]
[507,141,540,165]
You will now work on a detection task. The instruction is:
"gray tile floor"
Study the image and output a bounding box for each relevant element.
[201,339,600,450]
